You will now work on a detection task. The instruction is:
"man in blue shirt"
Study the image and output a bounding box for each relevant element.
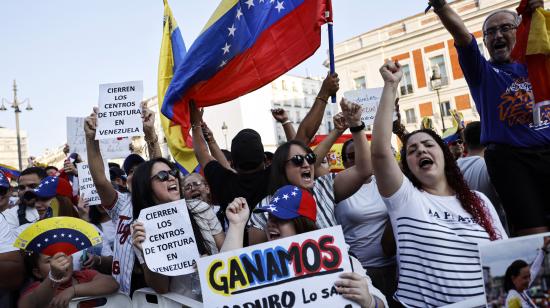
[429,0,548,236]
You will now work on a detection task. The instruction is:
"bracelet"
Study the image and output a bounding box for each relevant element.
[349,122,365,133]
[48,271,65,284]
[97,255,102,266]
[281,120,292,126]
[316,96,328,104]
[191,123,201,129]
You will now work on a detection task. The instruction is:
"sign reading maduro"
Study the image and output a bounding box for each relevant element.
[197,226,357,307]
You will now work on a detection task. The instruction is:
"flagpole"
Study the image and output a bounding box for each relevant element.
[325,2,336,104]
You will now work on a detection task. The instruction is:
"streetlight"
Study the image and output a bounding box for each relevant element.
[430,67,446,131]
[1,80,32,171]
[221,121,228,149]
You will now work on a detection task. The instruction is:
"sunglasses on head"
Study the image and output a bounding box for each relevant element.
[151,169,179,182]
[286,153,316,167]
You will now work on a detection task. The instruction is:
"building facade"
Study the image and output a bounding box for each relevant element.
[0,127,29,169]
[332,0,548,134]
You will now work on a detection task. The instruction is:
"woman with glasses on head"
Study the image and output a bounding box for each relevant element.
[248,99,373,244]
[130,158,218,300]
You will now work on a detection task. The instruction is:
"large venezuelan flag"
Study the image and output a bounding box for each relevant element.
[0,163,20,178]
[162,0,332,142]
[158,0,199,174]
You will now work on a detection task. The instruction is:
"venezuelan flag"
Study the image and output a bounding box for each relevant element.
[158,0,199,174]
[512,0,550,105]
[0,163,20,178]
[162,0,332,140]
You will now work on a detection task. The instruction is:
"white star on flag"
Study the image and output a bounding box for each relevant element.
[75,237,79,241]
[228,24,237,36]
[81,242,85,246]
[259,0,265,2]
[37,243,41,247]
[61,233,65,237]
[236,8,243,20]
[245,0,254,9]
[53,235,57,238]
[219,60,227,68]
[267,205,277,212]
[68,235,72,238]
[270,0,275,3]
[276,1,285,13]
[222,43,231,54]
[283,194,289,200]
[273,197,280,203]
[291,191,297,196]
[294,187,299,191]
[44,238,48,242]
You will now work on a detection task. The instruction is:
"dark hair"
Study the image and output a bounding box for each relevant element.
[504,260,529,292]
[463,121,483,151]
[89,205,108,229]
[341,138,354,164]
[44,166,58,172]
[292,217,317,234]
[19,167,47,180]
[131,158,210,255]
[269,140,314,195]
[400,129,500,240]
[23,251,41,281]
[55,196,80,218]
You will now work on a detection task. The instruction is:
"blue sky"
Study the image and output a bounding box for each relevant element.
[0,1,423,157]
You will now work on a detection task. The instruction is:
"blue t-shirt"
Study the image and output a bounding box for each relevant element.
[457,35,550,147]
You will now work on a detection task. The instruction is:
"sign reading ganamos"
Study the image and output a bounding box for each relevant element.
[197,226,357,307]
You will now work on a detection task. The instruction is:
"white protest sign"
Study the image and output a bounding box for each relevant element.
[344,88,397,125]
[96,80,144,140]
[138,200,199,276]
[67,117,131,159]
[197,226,357,308]
[76,161,109,206]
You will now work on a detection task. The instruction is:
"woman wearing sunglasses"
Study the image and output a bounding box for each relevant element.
[248,99,372,244]
[130,158,217,300]
[371,60,506,307]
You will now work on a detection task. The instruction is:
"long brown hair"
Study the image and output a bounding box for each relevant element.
[400,129,501,240]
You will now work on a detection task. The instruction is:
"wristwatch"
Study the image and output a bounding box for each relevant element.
[350,122,365,133]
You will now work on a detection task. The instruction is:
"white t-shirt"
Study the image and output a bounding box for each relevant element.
[249,173,337,230]
[457,156,500,207]
[335,178,395,268]
[3,205,39,238]
[103,191,134,295]
[383,176,507,307]
[0,214,17,253]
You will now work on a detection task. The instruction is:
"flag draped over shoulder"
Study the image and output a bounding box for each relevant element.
[162,0,332,142]
[158,0,199,174]
[512,0,550,104]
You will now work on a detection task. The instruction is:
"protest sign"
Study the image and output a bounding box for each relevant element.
[76,161,109,206]
[344,88,397,125]
[138,200,199,277]
[197,226,357,308]
[67,117,131,159]
[96,80,144,140]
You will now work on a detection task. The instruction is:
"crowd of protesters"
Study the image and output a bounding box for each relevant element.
[0,0,548,307]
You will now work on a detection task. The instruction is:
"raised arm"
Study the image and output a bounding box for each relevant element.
[190,102,215,168]
[202,122,234,171]
[220,198,249,252]
[271,108,296,141]
[142,102,163,159]
[372,61,405,197]
[429,0,472,47]
[295,73,339,144]
[84,108,117,206]
[313,112,347,177]
[0,251,24,290]
[333,100,372,203]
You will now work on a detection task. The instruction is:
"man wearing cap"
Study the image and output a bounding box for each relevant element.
[0,172,11,212]
[109,166,128,193]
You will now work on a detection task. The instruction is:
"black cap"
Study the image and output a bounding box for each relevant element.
[231,129,264,171]
[109,167,127,182]
[122,154,145,174]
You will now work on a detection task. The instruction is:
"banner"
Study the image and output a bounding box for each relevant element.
[138,199,199,276]
[197,226,357,307]
[76,161,109,206]
[67,117,131,159]
[96,80,144,140]
[344,88,397,125]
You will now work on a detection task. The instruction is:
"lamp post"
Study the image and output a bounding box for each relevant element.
[1,80,32,171]
[221,122,228,149]
[430,67,446,132]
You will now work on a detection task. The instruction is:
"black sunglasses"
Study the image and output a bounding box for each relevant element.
[286,153,316,167]
[17,183,39,191]
[151,169,179,182]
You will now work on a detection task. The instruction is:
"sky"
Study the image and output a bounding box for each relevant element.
[0,1,423,157]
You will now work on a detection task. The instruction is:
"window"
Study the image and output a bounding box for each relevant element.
[295,111,301,123]
[429,55,449,88]
[292,83,298,92]
[440,101,452,116]
[294,99,302,108]
[354,77,366,90]
[405,108,417,124]
[282,80,288,90]
[400,64,414,95]
[272,82,278,90]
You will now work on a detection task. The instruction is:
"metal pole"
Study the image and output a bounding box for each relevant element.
[13,80,23,170]
[325,4,336,104]
[436,88,446,131]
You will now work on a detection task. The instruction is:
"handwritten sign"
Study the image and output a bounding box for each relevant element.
[96,80,144,140]
[67,117,131,159]
[138,200,199,276]
[76,161,109,206]
[344,88,397,125]
[197,226,357,308]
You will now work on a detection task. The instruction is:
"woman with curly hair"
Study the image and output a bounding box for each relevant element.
[371,60,507,307]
